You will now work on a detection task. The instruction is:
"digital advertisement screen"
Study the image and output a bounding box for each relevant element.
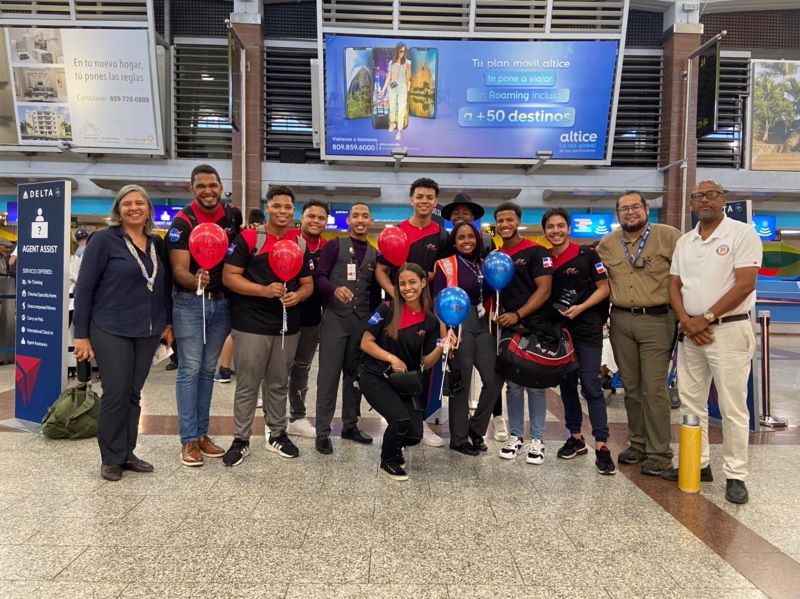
[570,213,615,238]
[753,215,777,241]
[324,35,620,162]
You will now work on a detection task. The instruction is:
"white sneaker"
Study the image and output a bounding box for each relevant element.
[493,416,509,442]
[286,417,316,438]
[421,423,445,447]
[499,435,523,459]
[526,438,545,465]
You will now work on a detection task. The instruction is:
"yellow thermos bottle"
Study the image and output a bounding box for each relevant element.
[678,414,702,493]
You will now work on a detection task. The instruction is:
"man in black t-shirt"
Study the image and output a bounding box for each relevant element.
[284,200,329,439]
[220,186,313,466]
[375,177,448,447]
[469,201,553,465]
[167,164,241,468]
[543,208,615,475]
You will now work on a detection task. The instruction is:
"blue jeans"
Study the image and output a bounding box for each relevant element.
[506,383,547,440]
[559,343,609,442]
[173,292,231,444]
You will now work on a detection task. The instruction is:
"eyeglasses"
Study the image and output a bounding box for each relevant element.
[617,204,645,214]
[690,190,725,201]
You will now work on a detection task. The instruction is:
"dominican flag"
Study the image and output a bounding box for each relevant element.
[595,262,606,274]
[542,257,553,268]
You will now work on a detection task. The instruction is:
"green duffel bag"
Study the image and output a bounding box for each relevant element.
[41,381,101,440]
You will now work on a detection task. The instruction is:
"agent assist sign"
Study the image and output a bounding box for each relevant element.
[15,181,71,425]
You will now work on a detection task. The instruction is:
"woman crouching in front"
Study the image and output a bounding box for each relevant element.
[359,262,455,481]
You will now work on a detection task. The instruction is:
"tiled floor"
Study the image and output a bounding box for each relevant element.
[0,337,798,599]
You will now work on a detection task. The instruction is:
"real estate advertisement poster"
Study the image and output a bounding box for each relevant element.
[751,59,800,171]
[323,35,620,162]
[1,26,161,151]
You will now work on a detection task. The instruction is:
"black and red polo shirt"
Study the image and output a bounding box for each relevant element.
[499,238,553,314]
[550,242,609,346]
[225,228,312,335]
[378,219,446,278]
[285,229,327,328]
[361,302,438,377]
[166,201,241,293]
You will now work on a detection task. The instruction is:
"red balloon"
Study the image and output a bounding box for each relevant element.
[188,223,228,270]
[269,239,305,282]
[378,227,409,267]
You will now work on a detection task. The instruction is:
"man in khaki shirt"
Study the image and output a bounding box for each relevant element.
[597,191,681,476]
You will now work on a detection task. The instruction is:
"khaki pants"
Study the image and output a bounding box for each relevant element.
[232,329,299,440]
[609,309,676,460]
[675,319,755,480]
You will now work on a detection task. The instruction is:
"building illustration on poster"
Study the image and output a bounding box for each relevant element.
[1,26,162,151]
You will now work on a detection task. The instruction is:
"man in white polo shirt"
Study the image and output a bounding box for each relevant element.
[662,180,762,504]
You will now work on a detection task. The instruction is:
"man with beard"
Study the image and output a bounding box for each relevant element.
[168,164,241,467]
[313,203,377,453]
[596,191,681,476]
[662,181,761,504]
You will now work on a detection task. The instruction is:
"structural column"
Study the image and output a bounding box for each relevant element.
[230,4,263,218]
[660,20,703,230]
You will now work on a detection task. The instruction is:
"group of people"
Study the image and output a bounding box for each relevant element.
[72,167,761,504]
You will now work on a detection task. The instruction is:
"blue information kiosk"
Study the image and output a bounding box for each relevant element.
[10,181,71,430]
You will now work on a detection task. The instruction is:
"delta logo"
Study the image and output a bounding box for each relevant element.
[15,355,41,407]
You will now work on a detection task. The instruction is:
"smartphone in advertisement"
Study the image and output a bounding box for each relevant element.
[371,47,393,129]
[409,47,438,118]
[344,47,373,119]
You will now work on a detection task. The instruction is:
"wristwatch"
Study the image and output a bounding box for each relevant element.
[703,310,716,322]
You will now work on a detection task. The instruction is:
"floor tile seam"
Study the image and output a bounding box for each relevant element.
[49,544,90,583]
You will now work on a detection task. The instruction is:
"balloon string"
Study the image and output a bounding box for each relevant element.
[202,290,206,345]
[281,282,287,350]
[437,325,454,401]
[496,289,500,354]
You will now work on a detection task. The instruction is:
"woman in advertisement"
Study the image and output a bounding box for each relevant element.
[380,42,411,141]
[73,184,173,482]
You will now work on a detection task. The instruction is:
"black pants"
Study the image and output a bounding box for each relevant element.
[90,324,161,465]
[360,371,423,463]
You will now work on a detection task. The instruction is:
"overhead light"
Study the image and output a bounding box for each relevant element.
[201,73,215,81]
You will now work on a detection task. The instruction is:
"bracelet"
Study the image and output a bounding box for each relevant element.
[514,310,522,322]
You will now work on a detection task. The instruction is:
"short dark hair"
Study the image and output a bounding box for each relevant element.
[409,177,439,198]
[247,208,265,226]
[350,202,371,214]
[302,199,330,216]
[190,164,221,186]
[541,207,570,229]
[494,201,521,219]
[267,185,295,202]
[616,190,648,210]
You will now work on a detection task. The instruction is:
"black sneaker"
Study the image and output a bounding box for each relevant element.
[267,433,300,458]
[396,449,405,466]
[315,435,333,455]
[595,446,616,475]
[379,460,409,481]
[725,479,749,504]
[215,367,232,383]
[450,442,479,456]
[557,435,588,459]
[469,432,488,453]
[341,427,373,445]
[223,438,250,467]
[660,465,714,482]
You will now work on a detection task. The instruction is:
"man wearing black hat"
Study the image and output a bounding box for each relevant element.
[441,193,496,258]
[440,193,507,442]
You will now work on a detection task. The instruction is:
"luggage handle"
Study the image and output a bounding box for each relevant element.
[76,360,92,385]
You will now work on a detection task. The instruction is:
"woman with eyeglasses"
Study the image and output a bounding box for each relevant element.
[379,42,411,141]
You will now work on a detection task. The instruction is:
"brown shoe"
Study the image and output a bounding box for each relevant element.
[197,435,225,458]
[101,464,122,481]
[181,441,203,467]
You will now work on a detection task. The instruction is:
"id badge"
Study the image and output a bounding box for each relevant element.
[347,263,357,281]
[477,303,485,319]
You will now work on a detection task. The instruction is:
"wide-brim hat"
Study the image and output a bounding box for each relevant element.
[441,192,485,221]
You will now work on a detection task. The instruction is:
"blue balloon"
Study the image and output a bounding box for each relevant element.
[482,250,515,290]
[435,287,471,328]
